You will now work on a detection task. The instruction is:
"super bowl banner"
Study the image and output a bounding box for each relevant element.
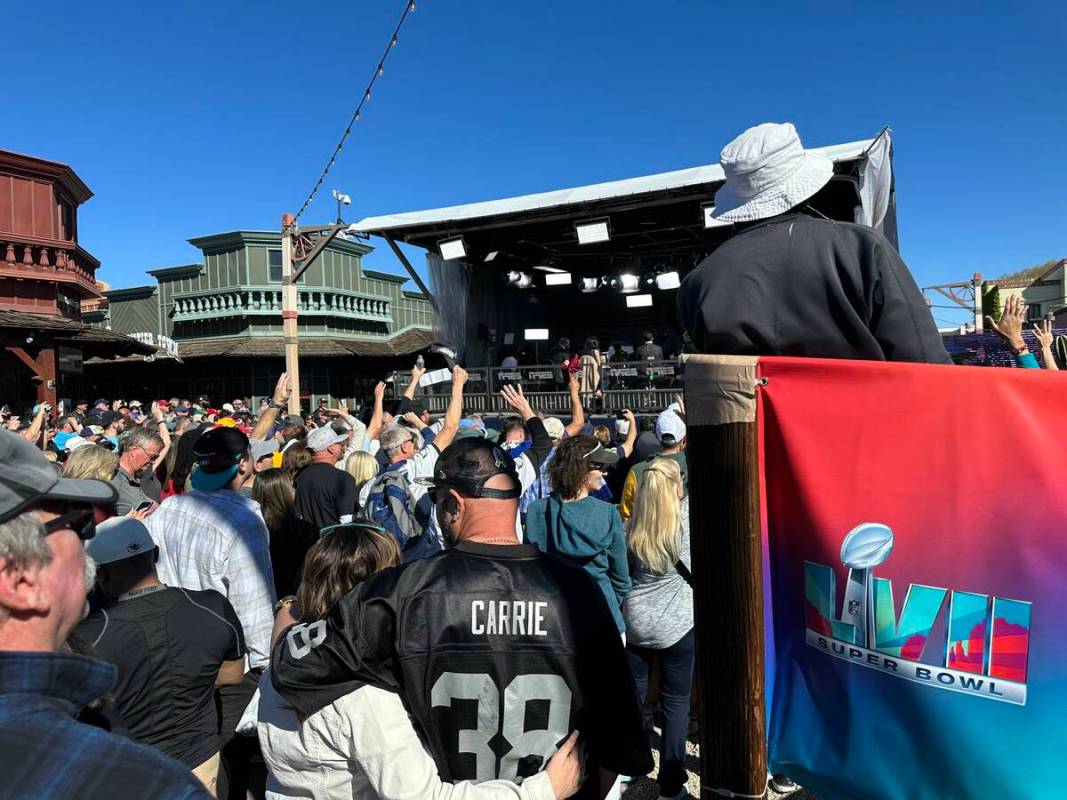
[758,357,1066,800]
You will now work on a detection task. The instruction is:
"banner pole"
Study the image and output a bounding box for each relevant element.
[683,355,767,799]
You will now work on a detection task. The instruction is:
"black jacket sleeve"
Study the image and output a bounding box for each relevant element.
[524,417,553,473]
[867,235,953,365]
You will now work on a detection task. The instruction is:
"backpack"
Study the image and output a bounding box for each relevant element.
[363,463,437,562]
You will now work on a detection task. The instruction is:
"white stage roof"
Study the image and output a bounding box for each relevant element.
[352,138,876,235]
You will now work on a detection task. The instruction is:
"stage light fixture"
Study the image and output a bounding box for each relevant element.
[617,273,640,293]
[544,272,572,286]
[701,202,732,229]
[524,328,550,341]
[580,277,599,293]
[438,237,467,260]
[575,218,611,245]
[506,271,534,289]
[484,251,500,262]
[626,294,653,308]
[533,265,567,273]
[654,271,681,290]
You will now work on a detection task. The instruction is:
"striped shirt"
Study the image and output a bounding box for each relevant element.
[148,490,277,670]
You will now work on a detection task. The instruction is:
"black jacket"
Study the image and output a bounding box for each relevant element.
[678,214,951,364]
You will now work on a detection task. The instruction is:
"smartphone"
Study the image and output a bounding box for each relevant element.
[134,500,157,514]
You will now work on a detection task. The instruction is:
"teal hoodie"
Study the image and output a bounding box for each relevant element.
[524,494,631,633]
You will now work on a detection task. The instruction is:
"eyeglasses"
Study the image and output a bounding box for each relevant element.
[132,444,161,461]
[38,503,98,541]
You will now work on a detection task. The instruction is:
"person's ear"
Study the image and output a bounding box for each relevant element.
[0,559,49,614]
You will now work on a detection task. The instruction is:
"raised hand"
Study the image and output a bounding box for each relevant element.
[373,381,387,401]
[986,294,1027,351]
[452,365,469,387]
[500,383,533,418]
[1033,318,1054,350]
[273,373,293,405]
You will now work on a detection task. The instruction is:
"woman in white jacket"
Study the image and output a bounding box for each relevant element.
[257,522,581,800]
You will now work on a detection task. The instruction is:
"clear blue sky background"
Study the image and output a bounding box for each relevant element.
[8,1,1066,327]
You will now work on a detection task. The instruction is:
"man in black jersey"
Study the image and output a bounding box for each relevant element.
[272,438,651,798]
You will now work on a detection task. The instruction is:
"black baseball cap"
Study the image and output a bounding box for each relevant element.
[415,439,521,500]
[191,427,250,491]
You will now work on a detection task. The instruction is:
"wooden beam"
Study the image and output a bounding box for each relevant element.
[683,355,767,800]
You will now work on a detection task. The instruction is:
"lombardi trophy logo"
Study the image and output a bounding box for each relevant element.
[839,522,894,649]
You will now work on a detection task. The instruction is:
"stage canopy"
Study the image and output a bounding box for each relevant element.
[350,131,894,366]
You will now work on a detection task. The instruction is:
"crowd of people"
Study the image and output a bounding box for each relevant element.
[0,358,697,800]
[3,121,1058,800]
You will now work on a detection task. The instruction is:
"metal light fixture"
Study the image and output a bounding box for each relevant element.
[506,271,534,289]
[439,237,467,261]
[544,272,572,286]
[626,294,653,308]
[580,277,599,293]
[575,218,611,245]
[613,273,640,293]
[654,271,681,290]
[702,202,732,229]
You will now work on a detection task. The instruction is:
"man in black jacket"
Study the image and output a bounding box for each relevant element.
[679,123,951,365]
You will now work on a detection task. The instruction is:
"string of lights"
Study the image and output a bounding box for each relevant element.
[293,0,417,222]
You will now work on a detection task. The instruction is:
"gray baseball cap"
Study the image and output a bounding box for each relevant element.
[86,516,156,566]
[0,430,117,523]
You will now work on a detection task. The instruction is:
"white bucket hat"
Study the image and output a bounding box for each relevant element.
[710,122,834,223]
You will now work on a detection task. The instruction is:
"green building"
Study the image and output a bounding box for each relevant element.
[83,230,434,406]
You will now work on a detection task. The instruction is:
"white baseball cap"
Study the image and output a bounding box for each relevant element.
[306,423,350,452]
[86,516,156,566]
[543,418,566,440]
[655,405,687,446]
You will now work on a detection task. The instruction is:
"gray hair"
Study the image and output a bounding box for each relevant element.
[380,424,417,456]
[0,511,96,602]
[0,511,52,573]
[119,426,164,455]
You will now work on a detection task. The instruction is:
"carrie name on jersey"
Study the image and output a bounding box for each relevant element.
[470,600,549,637]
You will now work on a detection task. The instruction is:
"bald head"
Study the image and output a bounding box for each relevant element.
[434,473,520,546]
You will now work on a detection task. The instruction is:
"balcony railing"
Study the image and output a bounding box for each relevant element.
[389,360,684,415]
[171,285,391,323]
[0,236,98,293]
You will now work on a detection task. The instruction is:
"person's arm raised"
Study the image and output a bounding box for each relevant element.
[429,366,467,452]
[367,381,387,441]
[21,403,46,444]
[250,373,292,440]
[1032,319,1060,371]
[150,401,171,470]
[564,374,585,438]
[619,409,638,459]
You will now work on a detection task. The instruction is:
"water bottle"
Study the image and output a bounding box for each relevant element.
[416,354,425,369]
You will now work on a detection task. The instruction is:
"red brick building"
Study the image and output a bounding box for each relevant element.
[0,148,151,411]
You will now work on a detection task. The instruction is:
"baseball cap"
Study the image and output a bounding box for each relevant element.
[91,398,109,408]
[175,405,191,415]
[86,516,156,566]
[543,417,566,440]
[250,438,279,463]
[100,410,123,427]
[191,426,250,491]
[64,436,91,452]
[0,430,117,524]
[81,425,104,436]
[282,415,306,430]
[656,405,687,446]
[415,439,521,499]
[222,403,235,413]
[582,441,620,467]
[306,422,349,452]
[129,400,142,408]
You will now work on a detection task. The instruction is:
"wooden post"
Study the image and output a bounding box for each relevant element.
[683,354,766,799]
[281,214,300,416]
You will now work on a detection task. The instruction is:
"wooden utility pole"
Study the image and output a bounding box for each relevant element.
[683,354,767,800]
[281,213,300,415]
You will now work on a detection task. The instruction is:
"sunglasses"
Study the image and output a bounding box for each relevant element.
[39,502,99,541]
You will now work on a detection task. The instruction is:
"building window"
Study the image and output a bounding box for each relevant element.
[269,249,283,282]
[60,200,74,240]
[1026,303,1043,321]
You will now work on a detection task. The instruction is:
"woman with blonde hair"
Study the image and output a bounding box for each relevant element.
[64,443,120,481]
[622,457,693,800]
[342,451,378,512]
[258,523,581,800]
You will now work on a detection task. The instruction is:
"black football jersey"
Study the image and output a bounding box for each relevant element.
[272,540,652,786]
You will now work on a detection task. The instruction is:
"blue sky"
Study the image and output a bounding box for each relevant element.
[9,2,1066,327]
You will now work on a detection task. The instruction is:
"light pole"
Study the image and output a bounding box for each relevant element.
[332,189,351,225]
